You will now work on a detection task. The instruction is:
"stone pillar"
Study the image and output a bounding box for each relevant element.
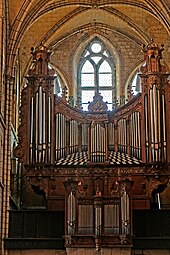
[1,75,14,254]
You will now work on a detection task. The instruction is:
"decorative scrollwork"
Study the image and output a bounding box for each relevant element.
[88,92,108,112]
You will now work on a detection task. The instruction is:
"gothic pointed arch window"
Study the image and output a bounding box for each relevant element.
[78,39,116,111]
[129,71,142,97]
[131,72,141,95]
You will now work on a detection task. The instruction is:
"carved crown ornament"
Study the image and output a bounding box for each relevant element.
[141,39,168,75]
[27,42,55,77]
[88,92,108,112]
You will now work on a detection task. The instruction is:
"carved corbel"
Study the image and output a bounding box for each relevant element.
[65,235,73,246]
[64,178,79,195]
[118,178,134,197]
[14,86,31,163]
[29,175,48,198]
[110,181,119,197]
[148,75,161,89]
[77,178,89,197]
[119,234,130,245]
[94,236,102,252]
[145,177,168,198]
[49,177,57,196]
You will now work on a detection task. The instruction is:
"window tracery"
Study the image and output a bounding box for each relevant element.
[78,39,116,111]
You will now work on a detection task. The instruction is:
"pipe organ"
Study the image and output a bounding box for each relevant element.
[14,40,170,251]
[22,94,144,165]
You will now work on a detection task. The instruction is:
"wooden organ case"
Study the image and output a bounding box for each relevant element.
[14,41,170,251]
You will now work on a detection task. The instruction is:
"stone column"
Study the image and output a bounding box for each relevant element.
[1,75,14,254]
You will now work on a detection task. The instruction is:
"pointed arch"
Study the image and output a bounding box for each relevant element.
[77,37,116,111]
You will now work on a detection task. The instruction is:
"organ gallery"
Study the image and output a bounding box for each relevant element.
[12,40,170,252]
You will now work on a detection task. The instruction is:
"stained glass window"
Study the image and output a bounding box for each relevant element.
[78,39,116,111]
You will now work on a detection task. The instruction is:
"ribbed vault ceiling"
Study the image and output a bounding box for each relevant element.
[8,0,170,93]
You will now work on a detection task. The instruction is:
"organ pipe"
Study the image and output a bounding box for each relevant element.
[82,124,88,151]
[88,124,91,161]
[108,123,114,150]
[48,96,51,162]
[129,112,141,159]
[95,207,102,236]
[78,124,82,152]
[30,97,34,163]
[149,85,162,162]
[121,191,130,234]
[118,119,126,153]
[90,123,106,162]
[64,180,79,236]
[39,86,42,144]
[94,196,102,236]
[144,95,149,161]
[55,113,66,160]
[137,112,141,159]
[68,192,76,235]
[105,123,108,161]
[135,113,137,157]
[162,95,166,161]
[42,93,46,162]
[35,92,38,162]
[131,114,134,156]
[118,179,133,236]
[30,86,49,163]
[153,85,158,144]
[70,120,78,153]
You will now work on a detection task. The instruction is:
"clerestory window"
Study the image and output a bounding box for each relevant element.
[78,39,116,111]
